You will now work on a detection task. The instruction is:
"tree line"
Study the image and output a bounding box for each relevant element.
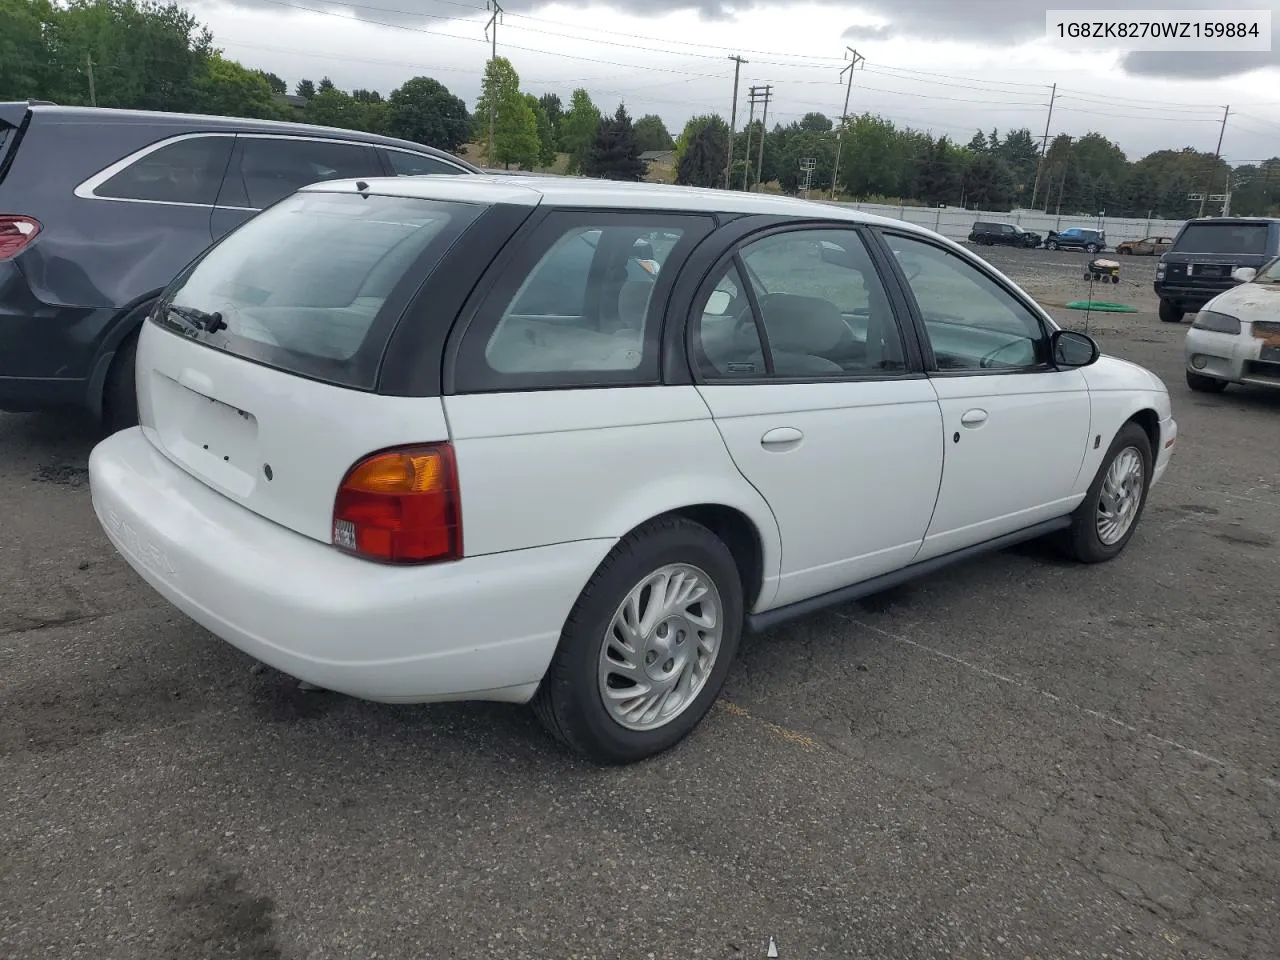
[2,0,1276,215]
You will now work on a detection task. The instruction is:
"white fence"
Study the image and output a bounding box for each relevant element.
[818,201,1186,247]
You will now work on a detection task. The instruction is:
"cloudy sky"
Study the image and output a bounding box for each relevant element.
[188,0,1280,164]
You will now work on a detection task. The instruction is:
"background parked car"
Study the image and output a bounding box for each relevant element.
[1155,216,1280,324]
[0,101,479,431]
[1183,256,1280,392]
[1044,227,1106,252]
[1116,235,1174,256]
[968,220,1042,248]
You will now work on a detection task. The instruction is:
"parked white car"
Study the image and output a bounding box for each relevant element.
[1184,258,1280,393]
[88,176,1177,764]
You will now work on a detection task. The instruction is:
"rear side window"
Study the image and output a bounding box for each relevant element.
[94,136,233,205]
[453,212,713,392]
[231,137,382,209]
[1173,223,1271,256]
[386,150,466,176]
[154,191,484,389]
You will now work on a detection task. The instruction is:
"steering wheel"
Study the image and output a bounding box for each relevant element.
[978,339,1028,369]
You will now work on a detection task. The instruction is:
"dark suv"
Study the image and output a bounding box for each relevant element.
[1154,217,1280,323]
[968,220,1042,248]
[0,102,479,429]
[1044,227,1106,252]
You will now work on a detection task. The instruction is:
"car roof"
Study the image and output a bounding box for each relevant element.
[1182,217,1280,225]
[24,103,480,169]
[301,173,924,228]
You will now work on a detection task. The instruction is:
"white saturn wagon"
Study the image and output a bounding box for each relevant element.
[88,175,1177,763]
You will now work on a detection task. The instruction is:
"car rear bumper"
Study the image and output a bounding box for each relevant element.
[1154,282,1231,308]
[89,427,614,704]
[1185,326,1279,388]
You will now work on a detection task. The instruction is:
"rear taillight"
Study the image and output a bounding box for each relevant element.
[0,215,40,260]
[332,443,462,564]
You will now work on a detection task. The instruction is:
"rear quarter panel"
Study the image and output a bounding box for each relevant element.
[443,386,785,612]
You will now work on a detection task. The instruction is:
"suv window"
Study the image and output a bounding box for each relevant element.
[154,191,482,390]
[94,135,234,205]
[385,149,465,176]
[232,137,382,209]
[888,234,1046,371]
[693,229,906,379]
[483,223,685,375]
[1173,222,1271,256]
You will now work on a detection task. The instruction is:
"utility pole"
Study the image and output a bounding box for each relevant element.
[743,86,770,191]
[86,55,97,108]
[1199,104,1229,218]
[1029,83,1056,209]
[754,84,772,192]
[724,55,747,189]
[829,47,865,201]
[483,0,503,166]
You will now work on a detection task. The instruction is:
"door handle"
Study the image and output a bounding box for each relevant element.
[760,427,804,449]
[960,408,988,428]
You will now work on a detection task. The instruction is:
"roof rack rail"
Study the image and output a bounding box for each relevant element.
[27,99,56,106]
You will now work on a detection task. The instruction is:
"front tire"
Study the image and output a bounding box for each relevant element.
[1186,370,1228,393]
[1046,241,1059,250]
[532,516,744,764]
[1061,422,1152,564]
[1158,299,1184,324]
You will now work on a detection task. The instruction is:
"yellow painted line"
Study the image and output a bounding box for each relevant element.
[715,698,821,750]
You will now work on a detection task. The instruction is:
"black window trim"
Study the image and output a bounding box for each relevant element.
[74,131,237,209]
[446,207,717,396]
[684,220,926,387]
[869,226,1061,379]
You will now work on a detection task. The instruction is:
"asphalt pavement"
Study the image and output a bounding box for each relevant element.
[2,249,1278,960]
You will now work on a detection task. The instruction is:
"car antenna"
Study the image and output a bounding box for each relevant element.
[355,180,370,199]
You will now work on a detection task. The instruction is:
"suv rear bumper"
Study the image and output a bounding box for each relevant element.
[1153,282,1231,309]
[89,427,614,704]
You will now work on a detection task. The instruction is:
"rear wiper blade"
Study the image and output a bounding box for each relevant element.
[165,303,226,334]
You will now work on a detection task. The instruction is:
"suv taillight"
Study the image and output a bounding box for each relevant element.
[332,443,462,564]
[0,215,40,260]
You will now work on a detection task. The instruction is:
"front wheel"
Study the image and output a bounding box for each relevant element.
[1186,370,1228,393]
[1060,422,1152,563]
[1046,241,1059,250]
[532,516,744,764]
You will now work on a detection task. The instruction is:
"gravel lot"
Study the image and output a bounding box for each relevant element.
[2,245,1278,960]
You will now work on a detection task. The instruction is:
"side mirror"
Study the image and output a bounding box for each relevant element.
[1232,267,1256,283]
[1051,329,1100,368]
[705,289,732,315]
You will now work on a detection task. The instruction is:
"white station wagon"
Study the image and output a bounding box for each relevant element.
[88,176,1177,763]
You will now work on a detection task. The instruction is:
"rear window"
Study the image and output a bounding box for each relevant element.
[1173,222,1271,255]
[153,190,483,389]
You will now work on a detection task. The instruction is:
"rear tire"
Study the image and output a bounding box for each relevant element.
[1186,370,1228,393]
[532,516,744,764]
[102,328,140,434]
[1059,422,1152,564]
[1158,299,1184,324]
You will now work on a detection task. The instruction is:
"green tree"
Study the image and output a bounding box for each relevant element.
[634,114,674,153]
[317,76,335,93]
[305,85,365,130]
[255,70,286,95]
[560,88,601,174]
[0,0,57,101]
[584,103,645,181]
[675,115,730,188]
[295,78,315,99]
[526,93,557,168]
[799,112,833,133]
[476,57,537,167]
[194,53,277,119]
[389,76,469,152]
[538,92,563,143]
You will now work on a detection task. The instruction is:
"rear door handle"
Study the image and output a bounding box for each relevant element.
[960,408,988,427]
[760,427,804,449]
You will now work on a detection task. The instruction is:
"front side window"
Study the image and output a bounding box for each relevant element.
[154,191,482,389]
[692,229,906,379]
[95,135,233,205]
[887,234,1047,372]
[234,138,382,209]
[386,150,466,176]
[482,222,686,376]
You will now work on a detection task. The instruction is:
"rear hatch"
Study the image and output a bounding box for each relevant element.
[136,187,489,544]
[1161,221,1277,288]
